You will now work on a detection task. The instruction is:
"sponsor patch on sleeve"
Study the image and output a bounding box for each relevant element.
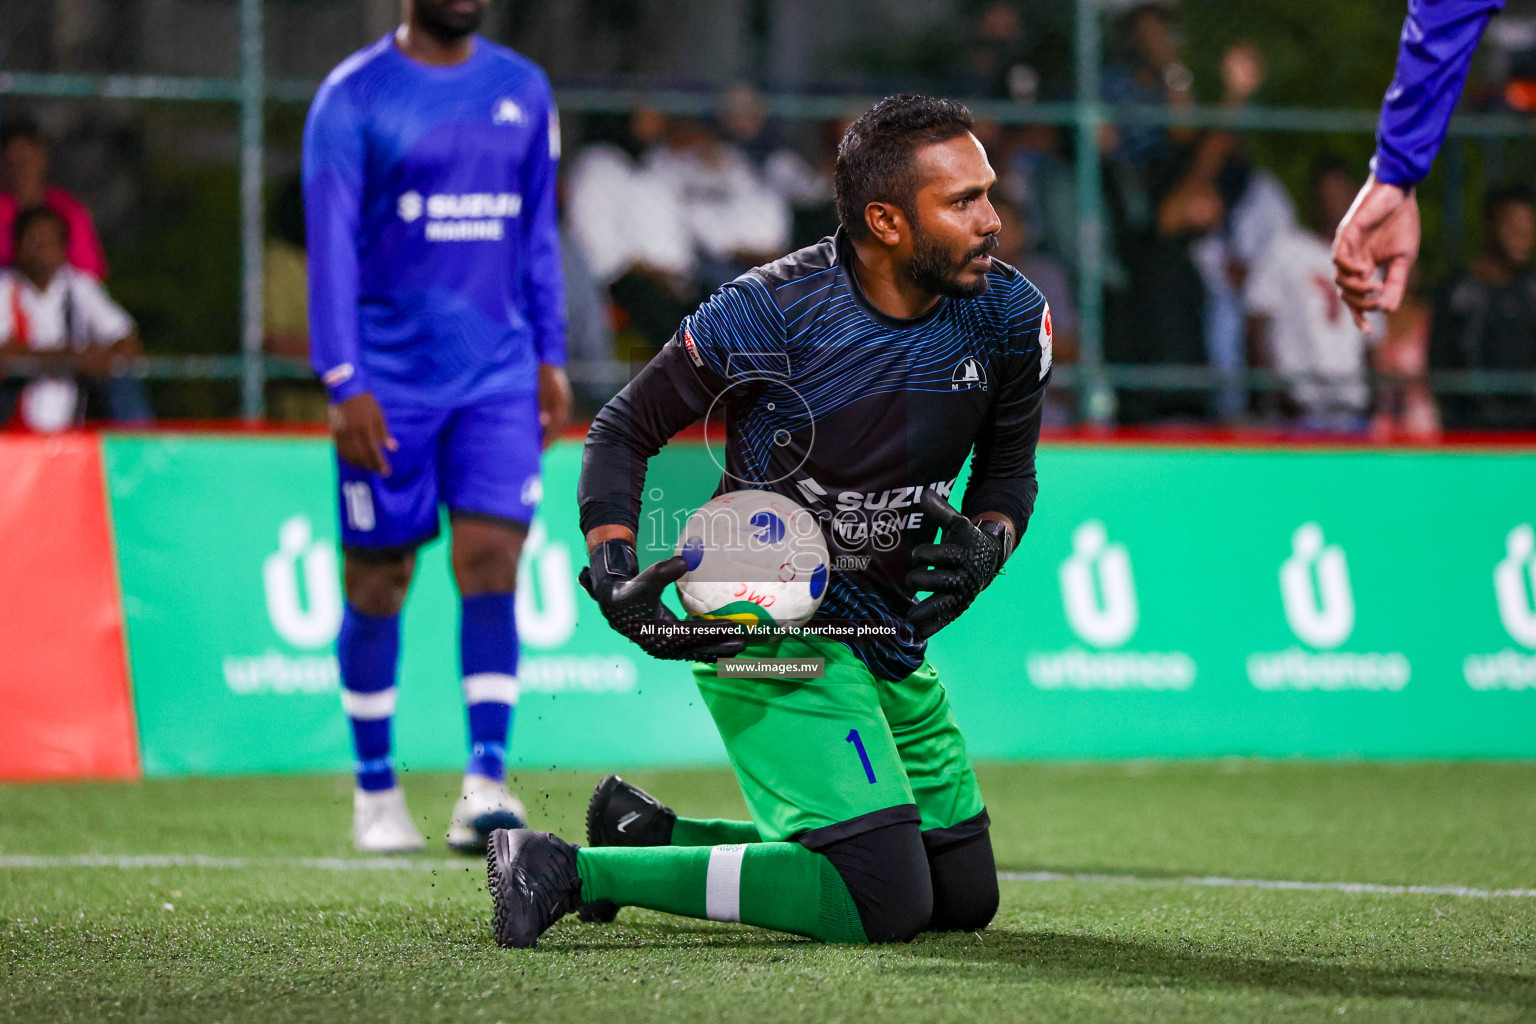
[1039,305,1053,380]
[683,327,704,367]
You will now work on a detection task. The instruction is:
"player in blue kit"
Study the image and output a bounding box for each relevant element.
[304,0,571,853]
[1334,0,1506,327]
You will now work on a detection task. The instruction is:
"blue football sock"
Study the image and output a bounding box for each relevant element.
[461,592,519,781]
[337,604,401,792]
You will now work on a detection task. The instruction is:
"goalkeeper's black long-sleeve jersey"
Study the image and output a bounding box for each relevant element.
[579,230,1052,680]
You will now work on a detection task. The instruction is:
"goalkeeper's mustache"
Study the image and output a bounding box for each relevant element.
[962,233,1000,264]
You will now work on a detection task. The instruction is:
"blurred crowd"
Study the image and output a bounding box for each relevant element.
[6,0,1536,435]
[548,3,1536,437]
[0,116,150,432]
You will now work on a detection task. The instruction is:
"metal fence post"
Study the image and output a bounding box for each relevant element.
[239,0,266,422]
[1073,0,1112,425]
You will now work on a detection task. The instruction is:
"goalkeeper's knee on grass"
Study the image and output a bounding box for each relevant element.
[820,822,934,943]
[924,828,999,933]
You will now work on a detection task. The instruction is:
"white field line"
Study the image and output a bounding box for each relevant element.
[997,870,1536,900]
[0,854,467,871]
[0,854,1531,899]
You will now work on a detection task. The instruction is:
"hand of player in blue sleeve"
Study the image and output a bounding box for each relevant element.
[329,392,400,476]
[1332,176,1420,333]
[538,363,573,450]
[579,539,748,661]
[905,490,1012,640]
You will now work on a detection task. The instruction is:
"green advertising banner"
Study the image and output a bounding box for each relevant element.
[939,446,1536,759]
[104,437,1536,776]
[103,435,728,777]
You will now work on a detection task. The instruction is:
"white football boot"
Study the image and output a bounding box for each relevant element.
[447,774,528,854]
[352,786,427,854]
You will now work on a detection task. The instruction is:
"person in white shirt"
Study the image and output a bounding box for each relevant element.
[648,117,791,288]
[0,205,141,432]
[1245,159,1380,431]
[565,107,698,351]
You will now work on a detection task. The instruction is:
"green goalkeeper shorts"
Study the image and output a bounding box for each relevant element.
[690,634,985,848]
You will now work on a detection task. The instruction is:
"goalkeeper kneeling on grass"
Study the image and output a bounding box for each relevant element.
[485,93,1051,948]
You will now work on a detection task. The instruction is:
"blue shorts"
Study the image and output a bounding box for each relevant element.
[336,393,542,554]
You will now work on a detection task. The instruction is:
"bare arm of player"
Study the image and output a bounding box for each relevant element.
[1332,177,1419,334]
[584,524,636,553]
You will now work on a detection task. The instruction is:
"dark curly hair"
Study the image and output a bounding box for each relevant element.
[834,94,975,240]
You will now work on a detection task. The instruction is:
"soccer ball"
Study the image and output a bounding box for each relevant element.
[674,489,829,628]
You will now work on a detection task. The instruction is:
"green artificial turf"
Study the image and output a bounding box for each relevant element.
[2,761,1534,1023]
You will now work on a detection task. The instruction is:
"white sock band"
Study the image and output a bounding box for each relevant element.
[704,843,747,923]
[463,672,520,706]
[340,686,396,721]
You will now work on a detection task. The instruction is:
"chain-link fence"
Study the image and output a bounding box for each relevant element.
[2,0,1535,432]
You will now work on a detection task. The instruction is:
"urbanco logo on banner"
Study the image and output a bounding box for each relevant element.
[224,516,344,696]
[1247,523,1410,691]
[515,520,638,695]
[1026,521,1196,691]
[224,516,637,698]
[1463,524,1536,690]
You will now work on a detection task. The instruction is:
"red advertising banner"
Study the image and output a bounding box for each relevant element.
[0,435,139,780]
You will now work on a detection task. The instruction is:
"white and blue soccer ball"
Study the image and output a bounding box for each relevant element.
[674,489,829,628]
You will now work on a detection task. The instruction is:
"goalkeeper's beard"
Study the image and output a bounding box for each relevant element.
[902,219,998,300]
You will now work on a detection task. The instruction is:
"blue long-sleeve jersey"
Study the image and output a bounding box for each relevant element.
[1373,0,1507,186]
[303,35,566,406]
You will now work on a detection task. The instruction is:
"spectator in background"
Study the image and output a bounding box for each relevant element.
[1245,158,1376,432]
[0,117,108,280]
[717,83,828,215]
[1101,4,1195,171]
[560,211,620,413]
[0,206,145,431]
[652,115,791,289]
[1107,132,1220,424]
[1189,41,1298,422]
[956,1,1039,103]
[1430,184,1536,431]
[994,194,1078,427]
[999,123,1077,269]
[567,106,698,351]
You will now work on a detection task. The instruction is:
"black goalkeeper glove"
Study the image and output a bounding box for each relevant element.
[904,490,1013,640]
[578,538,747,661]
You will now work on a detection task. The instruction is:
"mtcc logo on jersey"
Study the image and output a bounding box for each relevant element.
[1248,523,1409,692]
[1280,522,1354,649]
[1027,521,1195,690]
[1464,524,1536,690]
[950,358,987,391]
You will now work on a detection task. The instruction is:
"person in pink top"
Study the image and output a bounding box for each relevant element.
[0,117,108,280]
